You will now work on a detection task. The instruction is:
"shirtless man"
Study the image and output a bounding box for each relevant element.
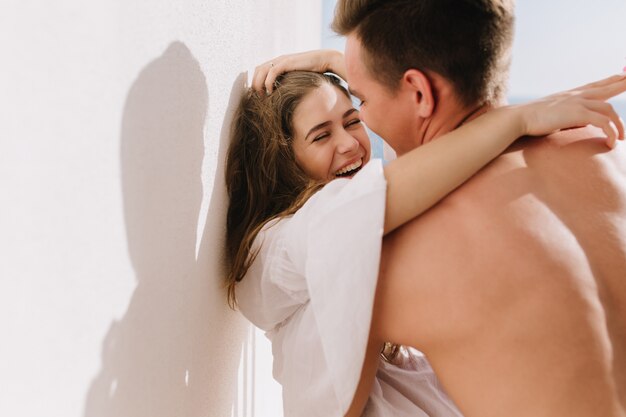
[335,1,626,416]
[254,1,626,415]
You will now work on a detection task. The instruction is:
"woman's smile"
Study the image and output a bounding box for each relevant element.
[291,83,371,182]
[334,157,363,177]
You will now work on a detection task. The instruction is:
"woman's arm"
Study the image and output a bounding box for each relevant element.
[382,74,626,234]
[252,53,625,233]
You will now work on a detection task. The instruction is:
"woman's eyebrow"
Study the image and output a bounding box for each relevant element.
[343,108,358,118]
[305,109,359,141]
[305,121,332,141]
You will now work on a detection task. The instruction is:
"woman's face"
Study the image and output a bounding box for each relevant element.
[291,83,371,182]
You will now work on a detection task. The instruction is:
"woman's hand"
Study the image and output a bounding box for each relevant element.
[252,49,345,94]
[511,72,626,148]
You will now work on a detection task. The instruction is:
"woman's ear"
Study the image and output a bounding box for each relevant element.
[402,69,435,118]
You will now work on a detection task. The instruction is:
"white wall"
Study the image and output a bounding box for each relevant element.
[0,1,321,416]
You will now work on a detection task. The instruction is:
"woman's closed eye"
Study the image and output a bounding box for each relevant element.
[312,119,361,142]
[312,132,330,142]
[345,118,362,128]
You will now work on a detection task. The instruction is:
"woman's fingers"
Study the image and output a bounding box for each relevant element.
[522,94,624,148]
[265,59,290,94]
[585,99,625,140]
[530,73,626,148]
[250,50,340,94]
[569,72,626,93]
[252,53,310,94]
[584,111,617,148]
[581,99,624,147]
[579,77,626,101]
[251,62,268,93]
[252,59,278,93]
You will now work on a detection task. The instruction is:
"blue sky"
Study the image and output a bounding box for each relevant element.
[322,0,626,99]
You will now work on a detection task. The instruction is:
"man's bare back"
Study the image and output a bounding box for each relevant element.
[375,127,626,417]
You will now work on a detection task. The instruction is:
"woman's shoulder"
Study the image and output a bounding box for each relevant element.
[251,217,289,255]
[237,216,308,329]
[291,158,386,220]
[247,216,306,287]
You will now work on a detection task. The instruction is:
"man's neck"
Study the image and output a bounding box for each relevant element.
[419,101,495,146]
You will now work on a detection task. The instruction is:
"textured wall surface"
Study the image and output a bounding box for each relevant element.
[0,1,321,416]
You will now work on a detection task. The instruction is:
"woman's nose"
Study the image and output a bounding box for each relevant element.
[335,130,359,154]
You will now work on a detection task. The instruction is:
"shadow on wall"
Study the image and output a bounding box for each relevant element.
[83,41,249,417]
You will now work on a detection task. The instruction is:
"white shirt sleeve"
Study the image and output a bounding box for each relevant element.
[278,159,387,415]
[237,159,387,416]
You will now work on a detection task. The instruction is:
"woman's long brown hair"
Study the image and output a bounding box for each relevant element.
[225,71,349,308]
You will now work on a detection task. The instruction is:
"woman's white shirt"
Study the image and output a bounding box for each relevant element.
[236,159,461,417]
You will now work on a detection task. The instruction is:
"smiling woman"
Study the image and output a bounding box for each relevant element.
[291,81,370,181]
[225,71,343,307]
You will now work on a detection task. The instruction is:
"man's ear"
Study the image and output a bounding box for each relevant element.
[402,69,435,118]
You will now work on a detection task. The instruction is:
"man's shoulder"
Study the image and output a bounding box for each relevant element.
[393,126,626,244]
[451,126,624,203]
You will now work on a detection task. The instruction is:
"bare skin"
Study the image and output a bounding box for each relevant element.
[253,44,626,417]
[372,127,626,417]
